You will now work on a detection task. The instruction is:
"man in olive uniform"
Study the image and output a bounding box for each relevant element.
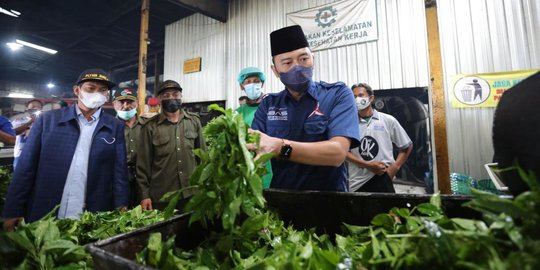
[113,88,143,207]
[136,80,206,210]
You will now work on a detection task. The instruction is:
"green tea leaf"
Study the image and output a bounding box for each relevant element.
[300,240,313,259]
[451,218,481,231]
[416,202,442,217]
[162,191,181,219]
[371,214,395,230]
[147,232,163,267]
[429,193,442,209]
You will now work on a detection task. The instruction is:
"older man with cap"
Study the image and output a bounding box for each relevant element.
[250,25,360,192]
[114,88,143,207]
[236,67,273,188]
[136,79,206,210]
[2,68,129,231]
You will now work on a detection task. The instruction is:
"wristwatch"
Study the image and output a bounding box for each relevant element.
[279,139,293,159]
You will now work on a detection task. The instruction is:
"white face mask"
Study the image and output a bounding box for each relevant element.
[79,90,108,109]
[243,83,263,100]
[355,96,371,110]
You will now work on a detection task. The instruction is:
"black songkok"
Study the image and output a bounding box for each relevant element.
[270,25,309,56]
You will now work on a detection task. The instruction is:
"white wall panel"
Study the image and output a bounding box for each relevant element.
[162,0,540,184]
[164,14,227,103]
[438,0,540,179]
[164,0,430,108]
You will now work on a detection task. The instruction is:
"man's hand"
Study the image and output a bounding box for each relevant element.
[246,129,281,160]
[367,161,387,175]
[140,198,153,210]
[386,164,400,179]
[3,217,23,232]
[24,115,36,130]
[28,114,37,122]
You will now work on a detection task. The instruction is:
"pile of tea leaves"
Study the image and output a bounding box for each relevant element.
[0,206,166,269]
[136,106,540,269]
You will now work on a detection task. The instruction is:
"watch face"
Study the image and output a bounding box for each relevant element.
[280,144,293,159]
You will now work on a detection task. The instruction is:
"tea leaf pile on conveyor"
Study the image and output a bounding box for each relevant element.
[184,104,272,231]
[337,166,540,269]
[137,104,540,270]
[0,206,166,269]
[56,206,166,244]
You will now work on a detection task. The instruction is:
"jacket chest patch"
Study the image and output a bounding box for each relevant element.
[267,107,288,121]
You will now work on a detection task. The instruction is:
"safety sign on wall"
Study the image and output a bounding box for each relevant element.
[450,69,539,108]
[287,0,378,52]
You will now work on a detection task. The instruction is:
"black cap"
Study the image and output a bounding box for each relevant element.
[270,25,309,56]
[76,68,116,89]
[114,88,137,101]
[158,80,183,95]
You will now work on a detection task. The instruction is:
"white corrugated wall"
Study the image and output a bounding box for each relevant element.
[164,0,430,106]
[164,14,228,103]
[438,0,540,179]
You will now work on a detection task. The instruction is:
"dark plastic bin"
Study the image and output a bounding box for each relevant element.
[87,213,209,270]
[264,189,480,235]
[87,189,481,269]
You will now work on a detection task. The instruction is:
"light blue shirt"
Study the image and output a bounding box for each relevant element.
[57,106,101,219]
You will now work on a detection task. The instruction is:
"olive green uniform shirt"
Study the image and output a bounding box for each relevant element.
[121,116,143,206]
[123,117,143,165]
[136,109,206,202]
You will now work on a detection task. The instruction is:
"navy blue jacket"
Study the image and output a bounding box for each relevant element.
[252,81,360,192]
[2,105,129,222]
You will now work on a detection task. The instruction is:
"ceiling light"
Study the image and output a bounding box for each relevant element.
[16,39,57,54]
[0,7,18,17]
[8,93,34,98]
[6,42,22,51]
[47,83,55,88]
[10,9,21,16]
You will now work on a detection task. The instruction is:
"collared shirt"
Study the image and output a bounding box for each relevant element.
[348,110,412,190]
[122,117,142,165]
[58,106,101,219]
[11,117,31,158]
[251,81,360,192]
[136,109,206,201]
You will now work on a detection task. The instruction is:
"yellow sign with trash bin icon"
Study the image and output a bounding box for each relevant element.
[450,69,539,108]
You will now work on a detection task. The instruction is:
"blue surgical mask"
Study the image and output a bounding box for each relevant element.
[279,65,313,93]
[116,108,137,120]
[244,83,263,100]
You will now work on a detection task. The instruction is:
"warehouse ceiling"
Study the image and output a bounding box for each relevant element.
[0,0,228,95]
